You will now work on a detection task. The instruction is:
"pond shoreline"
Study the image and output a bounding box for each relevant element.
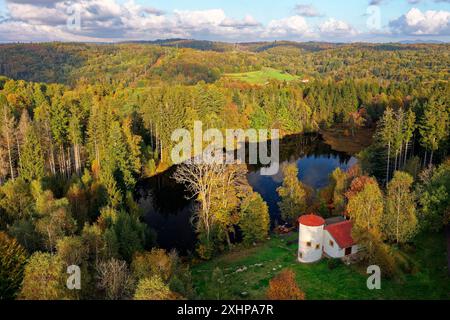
[320,126,375,155]
[137,129,361,253]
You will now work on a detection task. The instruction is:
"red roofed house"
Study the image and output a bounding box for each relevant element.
[323,220,358,258]
[298,214,358,263]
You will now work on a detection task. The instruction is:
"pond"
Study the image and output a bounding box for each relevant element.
[137,133,357,253]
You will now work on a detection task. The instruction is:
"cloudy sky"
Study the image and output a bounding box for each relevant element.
[0,0,449,42]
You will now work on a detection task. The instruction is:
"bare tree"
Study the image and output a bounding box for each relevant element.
[96,258,134,300]
[0,145,9,184]
[173,154,250,249]
[173,159,225,243]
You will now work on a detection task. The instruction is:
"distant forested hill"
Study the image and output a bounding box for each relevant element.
[0,41,449,86]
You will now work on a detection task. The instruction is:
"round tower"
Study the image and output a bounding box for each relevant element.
[298,214,325,263]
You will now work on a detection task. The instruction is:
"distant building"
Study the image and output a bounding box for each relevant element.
[297,214,358,263]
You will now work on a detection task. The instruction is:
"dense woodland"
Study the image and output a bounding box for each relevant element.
[0,41,449,300]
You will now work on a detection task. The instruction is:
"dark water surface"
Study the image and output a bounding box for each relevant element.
[137,133,356,253]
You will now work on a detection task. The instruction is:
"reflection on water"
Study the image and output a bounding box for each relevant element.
[137,133,356,253]
[248,156,357,223]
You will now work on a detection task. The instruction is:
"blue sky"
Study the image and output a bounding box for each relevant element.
[0,0,449,42]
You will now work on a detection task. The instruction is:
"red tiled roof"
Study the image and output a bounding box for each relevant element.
[324,220,354,248]
[298,214,325,227]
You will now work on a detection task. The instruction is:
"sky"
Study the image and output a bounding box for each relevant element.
[0,0,449,43]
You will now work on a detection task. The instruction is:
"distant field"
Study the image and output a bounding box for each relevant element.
[192,232,450,300]
[223,67,300,84]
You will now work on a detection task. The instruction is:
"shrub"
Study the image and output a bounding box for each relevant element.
[266,269,305,300]
[133,276,176,300]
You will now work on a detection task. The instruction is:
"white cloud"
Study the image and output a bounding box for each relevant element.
[390,8,450,35]
[0,1,266,41]
[1,1,449,42]
[220,15,261,29]
[318,18,359,37]
[174,9,226,29]
[0,20,108,42]
[1,0,175,41]
[263,15,314,39]
[171,9,263,40]
[294,4,323,17]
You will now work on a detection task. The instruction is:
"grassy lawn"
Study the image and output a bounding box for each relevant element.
[191,232,450,300]
[223,67,299,84]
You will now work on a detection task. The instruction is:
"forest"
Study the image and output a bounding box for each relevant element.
[0,41,449,300]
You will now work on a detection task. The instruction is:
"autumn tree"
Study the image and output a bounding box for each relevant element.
[417,160,450,231]
[0,102,16,181]
[34,99,57,175]
[0,178,34,226]
[0,144,9,184]
[133,276,175,300]
[173,158,227,258]
[111,210,147,262]
[384,171,418,244]
[56,236,88,266]
[81,223,106,263]
[17,109,31,169]
[19,252,69,300]
[0,232,27,299]
[348,109,365,136]
[211,164,248,248]
[345,175,377,201]
[131,249,174,282]
[32,183,77,251]
[329,167,348,214]
[131,249,193,299]
[402,108,416,167]
[94,207,147,262]
[238,191,270,245]
[19,125,45,182]
[347,182,384,262]
[392,108,405,171]
[277,164,306,224]
[419,100,449,166]
[378,107,395,184]
[266,269,305,300]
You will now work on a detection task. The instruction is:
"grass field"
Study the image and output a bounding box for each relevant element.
[191,232,450,300]
[223,67,300,84]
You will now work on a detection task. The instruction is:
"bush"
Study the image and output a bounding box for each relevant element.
[19,252,68,300]
[131,249,174,281]
[266,269,305,300]
[133,276,176,300]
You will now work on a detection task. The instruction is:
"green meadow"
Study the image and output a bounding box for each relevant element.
[223,67,300,84]
[192,232,450,300]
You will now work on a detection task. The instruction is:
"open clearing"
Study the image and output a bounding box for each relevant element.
[192,232,450,300]
[223,67,300,84]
